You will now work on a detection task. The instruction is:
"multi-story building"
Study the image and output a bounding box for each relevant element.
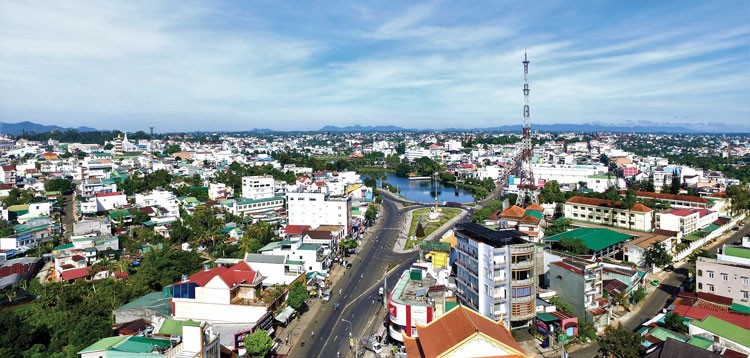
[548,257,610,330]
[655,208,718,236]
[696,243,750,303]
[242,175,275,200]
[135,190,180,217]
[564,196,653,232]
[0,165,16,185]
[286,191,352,233]
[229,196,285,218]
[454,223,536,329]
[387,261,453,343]
[633,191,710,210]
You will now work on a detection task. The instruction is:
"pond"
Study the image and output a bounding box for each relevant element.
[367,172,476,203]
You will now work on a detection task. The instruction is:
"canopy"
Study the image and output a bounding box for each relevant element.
[274,306,296,323]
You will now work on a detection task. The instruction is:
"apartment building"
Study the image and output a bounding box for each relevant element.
[454,223,536,329]
[564,196,653,232]
[548,258,610,330]
[242,175,275,200]
[135,190,180,217]
[0,165,16,185]
[286,191,352,233]
[696,244,750,303]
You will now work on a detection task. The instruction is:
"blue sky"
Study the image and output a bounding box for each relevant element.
[0,1,748,132]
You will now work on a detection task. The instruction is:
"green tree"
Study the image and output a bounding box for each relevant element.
[365,205,378,223]
[131,249,203,291]
[245,329,273,358]
[539,180,565,203]
[44,178,75,193]
[415,222,425,237]
[664,313,688,333]
[340,239,358,253]
[622,188,638,230]
[559,238,589,255]
[544,218,572,237]
[669,174,681,194]
[286,282,308,310]
[631,287,647,304]
[643,242,672,269]
[597,323,644,358]
[549,296,573,315]
[726,184,750,216]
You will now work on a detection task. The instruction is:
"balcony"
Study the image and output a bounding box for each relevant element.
[509,245,534,254]
[511,260,533,269]
[493,295,507,303]
[493,275,507,285]
[511,278,533,287]
[511,295,535,303]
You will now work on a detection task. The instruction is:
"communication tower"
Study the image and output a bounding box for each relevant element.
[516,51,539,205]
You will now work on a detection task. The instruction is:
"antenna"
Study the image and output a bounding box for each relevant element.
[516,50,539,206]
[149,126,155,140]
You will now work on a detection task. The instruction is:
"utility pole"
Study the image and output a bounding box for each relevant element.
[383,266,388,312]
[341,319,358,358]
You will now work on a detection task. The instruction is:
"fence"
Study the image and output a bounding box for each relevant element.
[673,213,746,262]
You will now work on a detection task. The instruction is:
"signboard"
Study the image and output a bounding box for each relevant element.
[233,312,274,350]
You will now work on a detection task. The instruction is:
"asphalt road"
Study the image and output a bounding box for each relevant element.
[291,196,421,358]
[570,220,750,358]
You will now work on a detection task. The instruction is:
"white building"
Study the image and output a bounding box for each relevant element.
[655,209,719,236]
[208,182,233,200]
[286,192,351,233]
[445,140,463,152]
[454,223,536,328]
[564,196,654,232]
[532,164,608,187]
[135,190,180,217]
[242,175,275,200]
[404,148,432,161]
[93,192,127,212]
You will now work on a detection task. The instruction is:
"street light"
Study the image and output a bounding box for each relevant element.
[341,319,358,358]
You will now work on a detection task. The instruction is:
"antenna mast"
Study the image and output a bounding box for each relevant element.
[516,50,538,205]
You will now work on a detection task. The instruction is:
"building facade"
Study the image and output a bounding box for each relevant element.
[696,245,750,303]
[548,258,610,330]
[454,223,535,329]
[242,175,275,200]
[286,191,352,233]
[564,196,653,231]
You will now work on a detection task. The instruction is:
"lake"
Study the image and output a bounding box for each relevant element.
[369,172,476,203]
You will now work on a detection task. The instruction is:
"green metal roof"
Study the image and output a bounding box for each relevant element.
[158,319,201,336]
[53,243,74,251]
[298,244,320,251]
[286,260,304,266]
[112,336,172,353]
[78,335,129,353]
[419,242,451,252]
[545,227,634,252]
[724,246,750,259]
[115,291,172,317]
[258,241,282,252]
[730,302,750,314]
[648,327,688,343]
[525,210,543,220]
[536,312,559,323]
[445,301,458,312]
[687,336,714,349]
[691,315,750,348]
[703,223,721,232]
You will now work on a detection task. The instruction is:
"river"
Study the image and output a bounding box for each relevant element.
[368,172,476,203]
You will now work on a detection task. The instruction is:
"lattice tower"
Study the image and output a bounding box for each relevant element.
[516,51,538,205]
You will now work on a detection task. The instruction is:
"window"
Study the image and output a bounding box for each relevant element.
[698,283,703,290]
[698,270,702,277]
[708,271,714,279]
[484,284,489,295]
[708,284,715,292]
[742,291,749,300]
[721,273,728,281]
[742,277,749,285]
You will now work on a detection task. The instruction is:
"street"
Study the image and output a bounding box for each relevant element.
[290,195,421,358]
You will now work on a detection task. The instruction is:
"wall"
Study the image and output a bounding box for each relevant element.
[173,300,267,324]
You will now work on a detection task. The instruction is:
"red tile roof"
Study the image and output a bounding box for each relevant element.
[630,203,653,213]
[62,267,90,281]
[96,191,122,197]
[667,209,695,217]
[697,292,734,306]
[634,191,708,204]
[653,229,679,237]
[183,266,227,287]
[500,205,526,218]
[218,261,257,287]
[672,304,750,330]
[525,204,544,212]
[551,261,583,275]
[404,305,525,358]
[567,196,653,212]
[283,225,310,235]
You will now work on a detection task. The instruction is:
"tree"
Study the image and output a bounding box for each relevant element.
[631,287,646,304]
[131,249,203,291]
[365,205,378,223]
[544,218,572,237]
[559,238,589,255]
[643,242,672,269]
[539,180,565,204]
[669,174,681,194]
[243,329,274,358]
[549,296,572,315]
[664,313,688,333]
[44,178,75,193]
[726,184,750,216]
[597,323,644,358]
[622,188,637,229]
[286,282,308,310]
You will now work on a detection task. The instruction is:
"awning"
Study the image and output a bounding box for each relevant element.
[274,306,296,323]
[536,312,559,323]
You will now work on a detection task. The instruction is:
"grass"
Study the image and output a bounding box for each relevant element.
[405,208,462,249]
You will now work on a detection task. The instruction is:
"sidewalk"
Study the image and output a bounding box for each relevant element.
[277,208,386,355]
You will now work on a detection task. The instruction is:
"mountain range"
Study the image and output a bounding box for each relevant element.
[0,121,97,135]
[319,123,698,133]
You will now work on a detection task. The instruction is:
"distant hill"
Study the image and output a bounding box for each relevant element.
[319,125,406,132]
[0,121,97,135]
[320,123,698,133]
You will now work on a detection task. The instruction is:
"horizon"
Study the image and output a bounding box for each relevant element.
[0,1,748,132]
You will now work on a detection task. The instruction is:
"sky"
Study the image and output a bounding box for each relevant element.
[0,1,748,132]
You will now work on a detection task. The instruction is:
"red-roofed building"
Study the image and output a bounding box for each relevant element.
[171,262,269,324]
[565,196,653,231]
[281,224,310,238]
[634,191,709,209]
[0,165,16,186]
[672,304,750,330]
[656,208,719,236]
[61,267,90,282]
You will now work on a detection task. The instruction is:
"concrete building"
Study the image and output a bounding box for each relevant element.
[532,164,608,187]
[696,244,750,303]
[0,165,16,185]
[623,233,674,267]
[386,262,453,343]
[634,191,710,210]
[230,196,285,218]
[454,223,536,329]
[655,208,718,236]
[242,175,275,200]
[257,239,329,273]
[548,257,611,330]
[135,190,180,218]
[564,196,653,232]
[286,191,352,234]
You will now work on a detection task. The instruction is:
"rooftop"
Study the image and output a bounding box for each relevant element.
[545,227,634,252]
[454,223,529,248]
[690,315,750,348]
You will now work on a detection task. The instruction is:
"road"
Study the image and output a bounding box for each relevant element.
[290,195,421,358]
[570,220,750,358]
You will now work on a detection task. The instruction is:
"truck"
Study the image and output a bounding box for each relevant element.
[360,335,383,354]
